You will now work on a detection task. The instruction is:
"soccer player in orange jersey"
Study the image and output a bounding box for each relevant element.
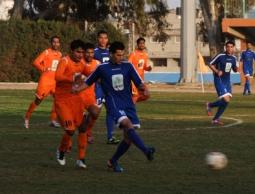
[78,43,101,144]
[24,36,62,129]
[128,37,152,103]
[55,40,87,168]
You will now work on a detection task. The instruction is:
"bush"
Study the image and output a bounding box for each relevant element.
[0,20,126,82]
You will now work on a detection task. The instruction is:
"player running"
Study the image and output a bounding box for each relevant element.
[206,40,238,125]
[73,41,155,172]
[128,37,152,103]
[24,36,62,129]
[240,41,255,95]
[94,30,120,144]
[55,40,87,168]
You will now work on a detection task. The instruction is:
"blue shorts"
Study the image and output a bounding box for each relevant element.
[243,68,253,77]
[107,105,140,129]
[214,77,232,98]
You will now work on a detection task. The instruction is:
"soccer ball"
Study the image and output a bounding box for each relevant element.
[205,152,228,170]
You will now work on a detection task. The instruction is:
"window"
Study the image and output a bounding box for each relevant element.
[151,58,167,67]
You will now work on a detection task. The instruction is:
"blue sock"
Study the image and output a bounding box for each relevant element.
[209,99,225,108]
[243,81,248,94]
[247,80,251,92]
[111,140,130,163]
[127,128,148,154]
[106,113,114,139]
[213,100,228,120]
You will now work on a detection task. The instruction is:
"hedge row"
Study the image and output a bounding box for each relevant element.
[0,20,126,82]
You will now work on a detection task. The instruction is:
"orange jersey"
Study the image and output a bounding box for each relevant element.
[79,59,100,109]
[55,56,85,98]
[128,50,149,80]
[33,48,62,84]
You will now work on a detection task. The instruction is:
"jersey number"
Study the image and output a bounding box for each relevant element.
[51,60,59,71]
[112,74,124,91]
[102,57,110,63]
[138,59,145,69]
[225,62,232,73]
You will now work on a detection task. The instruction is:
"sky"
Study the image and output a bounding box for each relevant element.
[167,0,181,9]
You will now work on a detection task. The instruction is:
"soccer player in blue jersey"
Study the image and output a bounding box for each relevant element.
[94,30,120,144]
[206,40,239,125]
[73,41,155,172]
[240,41,255,95]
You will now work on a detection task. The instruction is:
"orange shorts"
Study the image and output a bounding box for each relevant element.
[55,95,84,131]
[132,83,149,103]
[79,85,96,110]
[36,80,55,99]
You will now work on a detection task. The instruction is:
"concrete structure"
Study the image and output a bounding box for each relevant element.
[0,0,14,20]
[140,9,209,74]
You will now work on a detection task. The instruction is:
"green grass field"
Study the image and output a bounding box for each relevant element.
[1,90,255,194]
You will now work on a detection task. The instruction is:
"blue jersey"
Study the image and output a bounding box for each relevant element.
[94,47,110,63]
[210,53,237,83]
[240,49,255,75]
[85,61,142,110]
[210,53,237,98]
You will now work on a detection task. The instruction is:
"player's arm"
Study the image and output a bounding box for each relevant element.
[33,50,48,73]
[130,64,150,98]
[72,65,101,93]
[55,58,73,83]
[209,55,223,76]
[232,59,239,73]
[208,64,223,77]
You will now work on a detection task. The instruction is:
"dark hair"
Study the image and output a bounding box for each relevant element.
[109,41,125,53]
[50,35,60,43]
[246,40,252,44]
[84,42,95,51]
[70,39,85,51]
[137,37,145,44]
[225,40,235,46]
[97,30,108,37]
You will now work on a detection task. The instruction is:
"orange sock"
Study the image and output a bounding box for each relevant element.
[78,132,88,160]
[25,101,37,120]
[86,118,96,138]
[50,102,57,121]
[59,132,72,152]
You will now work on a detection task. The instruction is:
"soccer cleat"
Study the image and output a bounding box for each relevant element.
[50,120,61,128]
[146,147,156,161]
[107,137,120,145]
[212,119,224,126]
[88,136,94,144]
[24,119,29,129]
[107,160,123,172]
[76,159,87,169]
[206,102,212,116]
[56,149,66,166]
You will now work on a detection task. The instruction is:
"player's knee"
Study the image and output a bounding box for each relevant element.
[120,119,133,130]
[88,105,100,119]
[223,96,231,103]
[65,130,75,136]
[34,98,42,105]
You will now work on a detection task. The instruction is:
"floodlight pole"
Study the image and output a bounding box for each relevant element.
[179,0,197,83]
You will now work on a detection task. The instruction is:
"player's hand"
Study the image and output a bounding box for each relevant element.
[138,84,150,100]
[72,82,86,93]
[73,73,86,86]
[217,70,223,77]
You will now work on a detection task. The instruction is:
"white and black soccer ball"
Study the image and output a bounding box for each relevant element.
[205,152,228,170]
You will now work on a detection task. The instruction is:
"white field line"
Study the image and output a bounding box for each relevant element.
[0,116,243,135]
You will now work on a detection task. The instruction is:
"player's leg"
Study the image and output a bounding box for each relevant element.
[55,99,75,166]
[212,83,232,125]
[106,111,120,144]
[24,95,42,129]
[108,108,155,172]
[243,72,250,95]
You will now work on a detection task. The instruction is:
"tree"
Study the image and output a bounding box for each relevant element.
[199,0,224,57]
[10,0,25,19]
